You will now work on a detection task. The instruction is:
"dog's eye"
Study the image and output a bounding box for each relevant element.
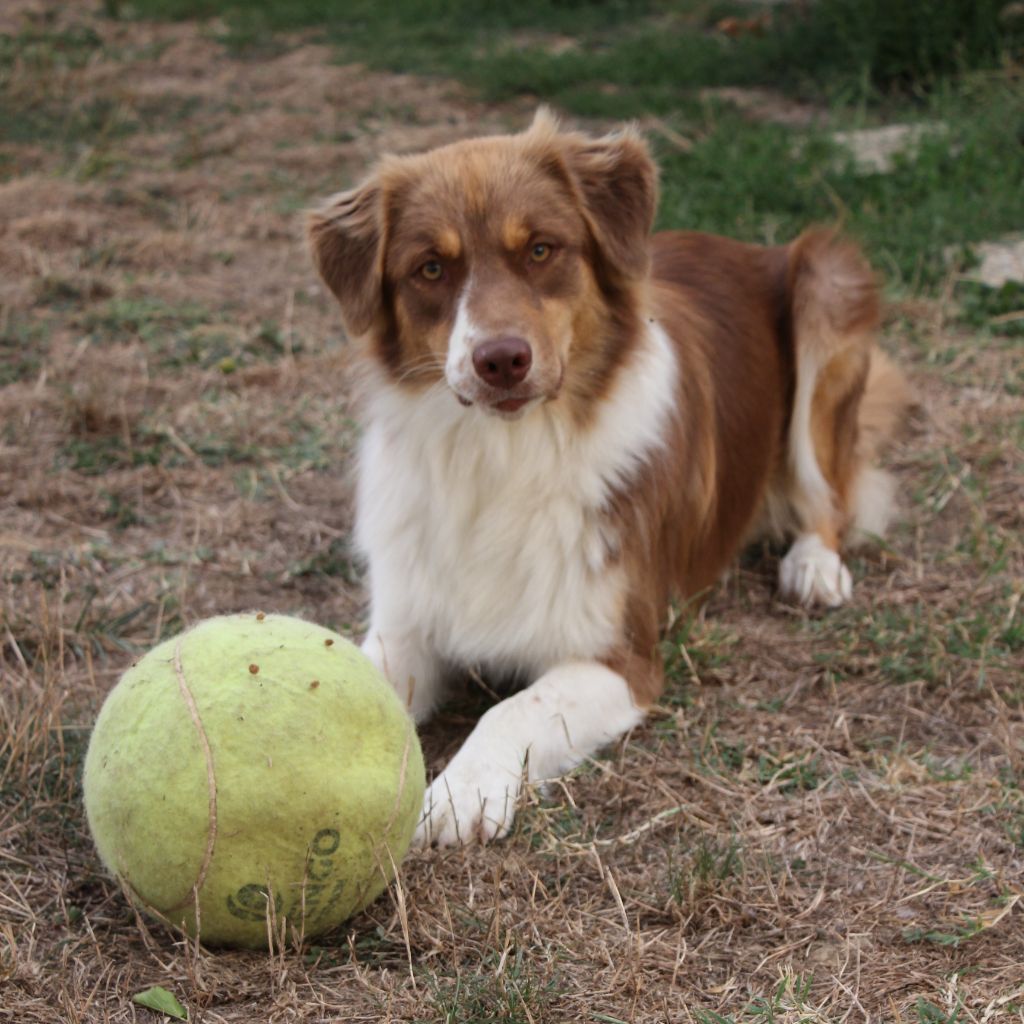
[529,243,552,264]
[419,260,444,281]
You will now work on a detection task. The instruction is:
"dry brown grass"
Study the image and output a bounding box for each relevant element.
[2,4,1022,1022]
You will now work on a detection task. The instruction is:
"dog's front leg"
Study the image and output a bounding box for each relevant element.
[416,660,645,846]
[361,624,443,724]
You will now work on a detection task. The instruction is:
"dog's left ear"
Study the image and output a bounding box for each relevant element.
[558,124,658,284]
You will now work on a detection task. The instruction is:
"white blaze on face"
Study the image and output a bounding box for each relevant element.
[445,285,483,396]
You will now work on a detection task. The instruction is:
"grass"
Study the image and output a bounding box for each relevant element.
[111,0,1024,287]
[667,834,743,909]
[423,945,561,1024]
[804,597,1024,689]
[694,972,824,1024]
[122,0,1022,96]
[1,0,1023,1021]
[660,80,1024,286]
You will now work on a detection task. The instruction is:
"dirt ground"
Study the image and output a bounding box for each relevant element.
[1,4,1022,1023]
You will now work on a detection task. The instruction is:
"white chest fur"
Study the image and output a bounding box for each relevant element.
[355,323,677,677]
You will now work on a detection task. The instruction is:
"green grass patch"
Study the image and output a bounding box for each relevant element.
[286,537,360,585]
[695,724,746,776]
[667,834,743,909]
[0,315,48,386]
[122,0,1022,99]
[0,23,104,76]
[419,944,561,1024]
[809,592,1022,688]
[654,82,1024,287]
[956,279,1024,341]
[660,603,736,700]
[84,296,210,340]
[754,751,821,793]
[0,94,137,149]
[695,972,818,1024]
[81,298,301,371]
[59,408,335,476]
[116,0,1024,290]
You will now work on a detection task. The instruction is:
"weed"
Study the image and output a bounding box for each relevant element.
[99,489,145,530]
[1,93,136,151]
[696,724,746,775]
[60,430,169,475]
[0,314,48,386]
[695,971,820,1023]
[804,589,1022,692]
[668,834,742,910]
[903,918,986,948]
[755,752,821,794]
[80,298,303,371]
[0,24,103,76]
[421,944,560,1024]
[520,799,589,850]
[287,537,360,585]
[84,296,210,345]
[915,999,963,1024]
[660,602,734,697]
[956,280,1024,340]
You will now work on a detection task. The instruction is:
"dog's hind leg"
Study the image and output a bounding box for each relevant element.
[777,229,907,607]
[779,340,866,606]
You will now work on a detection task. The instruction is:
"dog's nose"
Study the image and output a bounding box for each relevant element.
[472,336,532,388]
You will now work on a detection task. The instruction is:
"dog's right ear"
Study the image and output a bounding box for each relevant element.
[308,180,384,339]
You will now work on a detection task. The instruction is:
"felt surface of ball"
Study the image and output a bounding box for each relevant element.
[83,613,425,949]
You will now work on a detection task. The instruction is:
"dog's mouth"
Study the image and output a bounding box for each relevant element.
[494,396,530,413]
[451,368,564,418]
[453,390,547,417]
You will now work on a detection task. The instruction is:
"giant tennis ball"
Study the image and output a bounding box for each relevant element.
[82,613,424,949]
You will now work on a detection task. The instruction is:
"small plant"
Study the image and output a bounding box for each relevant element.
[695,970,819,1023]
[668,835,743,912]
[755,752,821,793]
[956,280,1024,339]
[422,944,560,1024]
[659,601,734,698]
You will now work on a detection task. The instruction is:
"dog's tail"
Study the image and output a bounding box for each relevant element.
[849,346,913,539]
[788,226,880,360]
[856,347,912,463]
[785,228,911,542]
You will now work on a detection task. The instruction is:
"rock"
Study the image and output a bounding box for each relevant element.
[831,122,947,174]
[957,235,1024,288]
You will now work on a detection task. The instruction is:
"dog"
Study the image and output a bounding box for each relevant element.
[308,110,908,846]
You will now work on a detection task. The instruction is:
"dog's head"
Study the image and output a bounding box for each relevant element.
[309,110,657,418]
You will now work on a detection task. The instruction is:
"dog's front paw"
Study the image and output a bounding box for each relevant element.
[779,534,852,608]
[415,744,525,847]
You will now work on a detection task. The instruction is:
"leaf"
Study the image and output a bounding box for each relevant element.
[132,986,188,1020]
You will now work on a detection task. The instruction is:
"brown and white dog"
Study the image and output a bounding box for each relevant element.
[309,110,908,846]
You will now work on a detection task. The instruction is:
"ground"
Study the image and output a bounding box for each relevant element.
[1,4,1022,1023]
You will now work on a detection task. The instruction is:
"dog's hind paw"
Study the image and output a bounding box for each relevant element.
[779,534,852,608]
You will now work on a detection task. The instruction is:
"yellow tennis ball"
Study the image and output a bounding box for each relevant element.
[82,612,424,949]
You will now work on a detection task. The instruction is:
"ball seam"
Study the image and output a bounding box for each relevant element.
[165,632,219,914]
